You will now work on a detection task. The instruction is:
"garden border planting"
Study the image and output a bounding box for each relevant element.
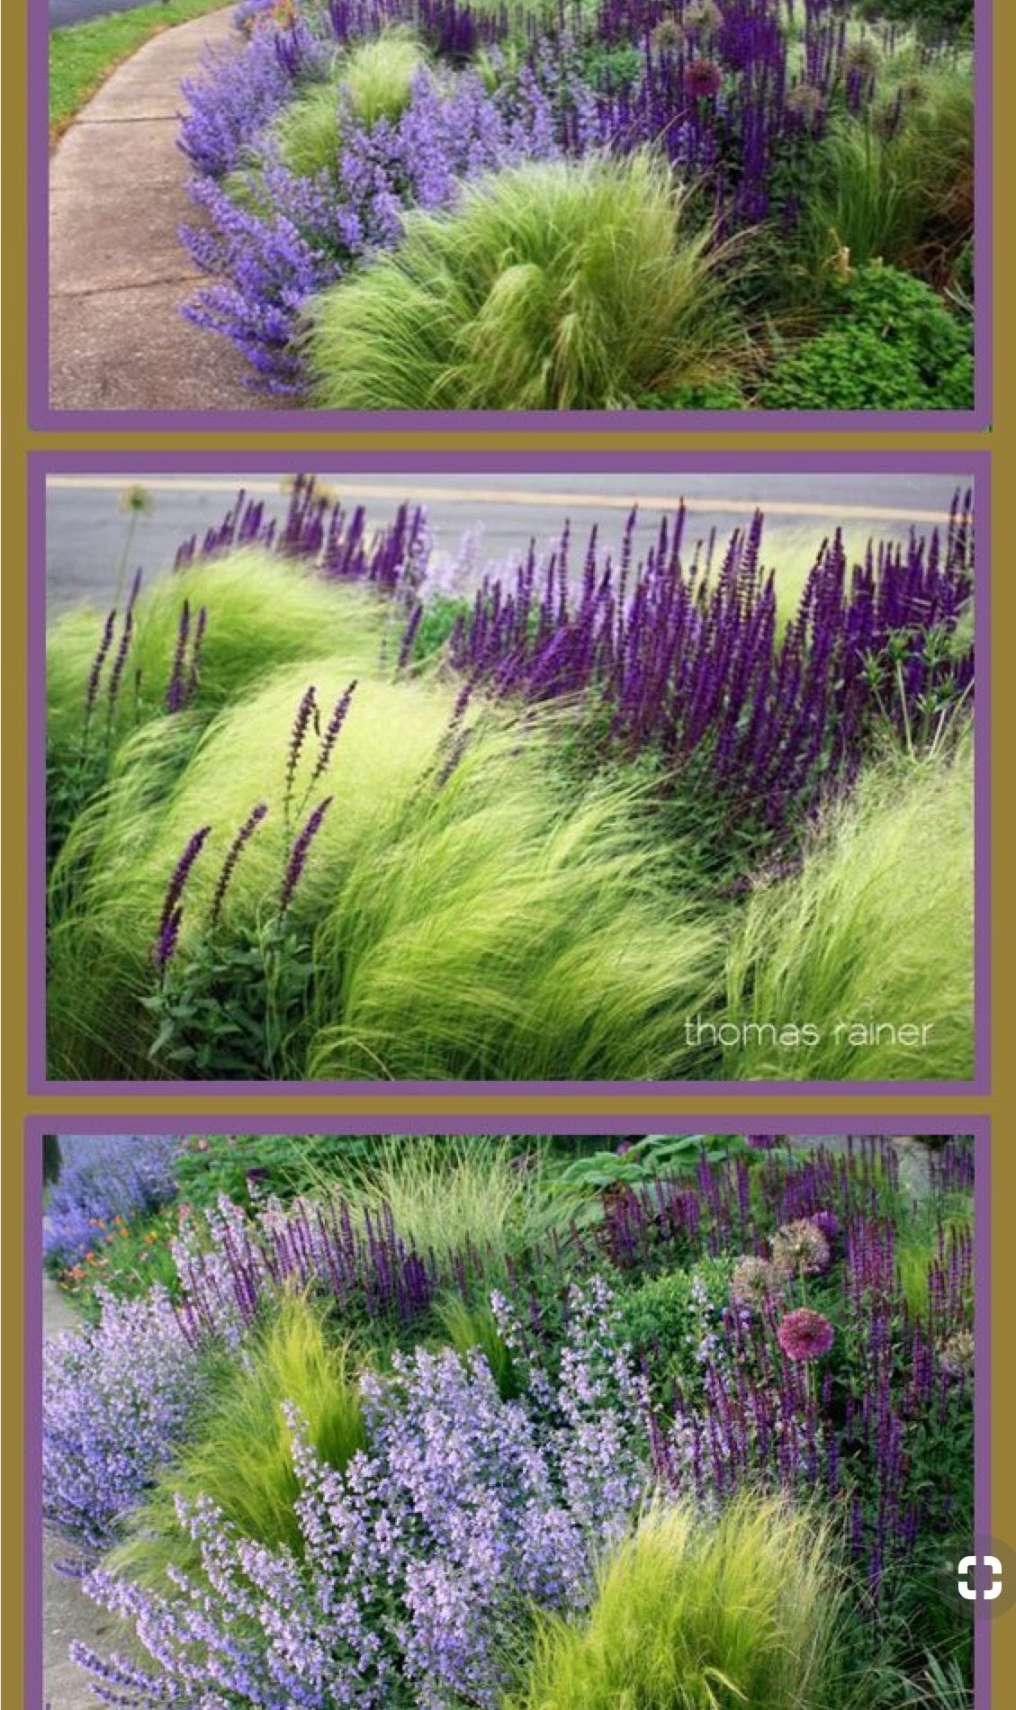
[30,1120,990,1710]
[35,0,990,424]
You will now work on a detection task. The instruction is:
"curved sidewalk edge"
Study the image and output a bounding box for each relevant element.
[48,8,273,412]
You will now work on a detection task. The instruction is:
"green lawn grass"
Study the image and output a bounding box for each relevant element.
[50,0,231,142]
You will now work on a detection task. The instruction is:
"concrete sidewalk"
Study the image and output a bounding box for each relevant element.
[49,8,274,411]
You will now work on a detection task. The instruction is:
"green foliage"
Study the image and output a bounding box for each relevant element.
[172,1133,390,1211]
[618,1258,735,1400]
[759,265,973,409]
[641,376,748,410]
[510,1495,845,1710]
[142,914,317,1079]
[110,1294,366,1588]
[305,152,743,410]
[724,743,974,1081]
[550,1134,750,1192]
[49,0,228,140]
[433,1293,521,1399]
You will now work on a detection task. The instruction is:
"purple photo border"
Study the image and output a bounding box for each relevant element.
[27,0,993,431]
[30,446,990,1098]
[22,1115,992,1710]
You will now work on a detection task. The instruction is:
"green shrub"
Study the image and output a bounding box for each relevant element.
[619,1258,735,1399]
[641,376,748,410]
[723,743,974,1081]
[171,1133,394,1210]
[510,1494,844,1710]
[110,1293,366,1588]
[305,152,742,410]
[759,265,973,408]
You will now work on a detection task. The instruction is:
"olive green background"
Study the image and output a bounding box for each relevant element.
[2,2,1011,1703]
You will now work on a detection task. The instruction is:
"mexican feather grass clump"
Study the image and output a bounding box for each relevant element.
[46,488,976,1083]
[511,1495,845,1710]
[725,742,974,1081]
[47,566,723,1080]
[305,153,739,411]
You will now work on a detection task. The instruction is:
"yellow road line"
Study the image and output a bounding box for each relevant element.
[45,474,957,526]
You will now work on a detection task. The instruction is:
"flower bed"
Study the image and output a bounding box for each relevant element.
[46,478,975,1083]
[171,0,976,408]
[44,1132,977,1707]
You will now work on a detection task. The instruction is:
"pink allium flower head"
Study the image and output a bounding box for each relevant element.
[777,1307,835,1362]
[685,58,723,98]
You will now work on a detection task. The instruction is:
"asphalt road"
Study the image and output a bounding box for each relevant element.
[45,470,969,611]
[51,0,176,25]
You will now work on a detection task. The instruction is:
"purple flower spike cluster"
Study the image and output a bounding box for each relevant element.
[153,825,212,972]
[169,1189,501,1347]
[173,475,428,594]
[43,1287,205,1561]
[164,599,208,713]
[83,572,143,725]
[280,795,333,910]
[74,1279,650,1708]
[440,495,974,837]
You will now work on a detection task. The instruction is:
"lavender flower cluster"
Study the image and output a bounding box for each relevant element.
[73,1277,651,1708]
[43,1287,205,1561]
[44,1135,180,1271]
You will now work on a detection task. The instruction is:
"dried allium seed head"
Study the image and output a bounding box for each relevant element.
[845,38,882,79]
[685,0,724,31]
[652,18,685,52]
[940,1328,974,1378]
[730,1254,782,1308]
[899,75,929,106]
[771,1218,831,1277]
[786,82,824,122]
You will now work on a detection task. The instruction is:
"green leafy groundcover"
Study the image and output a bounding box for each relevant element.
[45,483,975,1083]
[43,1132,977,1709]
